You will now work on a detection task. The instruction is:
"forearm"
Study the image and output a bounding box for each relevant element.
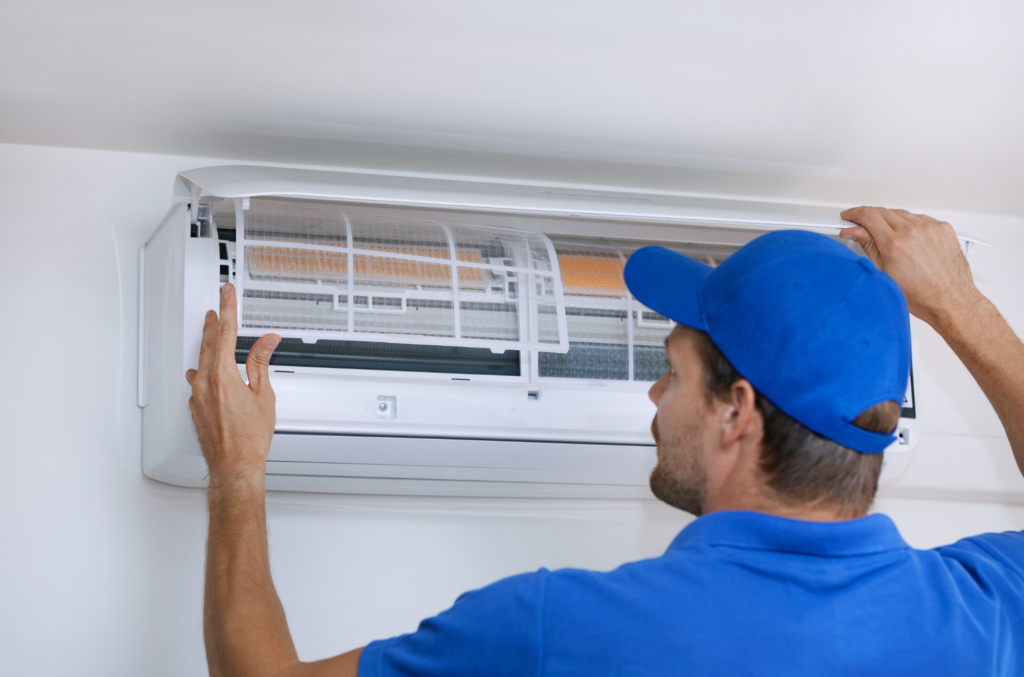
[205,476,299,677]
[190,287,361,677]
[934,294,1024,473]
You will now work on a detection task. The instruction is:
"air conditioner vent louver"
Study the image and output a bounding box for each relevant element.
[227,198,569,353]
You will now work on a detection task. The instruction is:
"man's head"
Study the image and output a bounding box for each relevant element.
[624,230,911,520]
[648,324,899,518]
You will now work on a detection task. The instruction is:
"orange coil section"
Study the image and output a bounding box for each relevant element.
[557,256,626,296]
[247,246,348,281]
[246,246,486,285]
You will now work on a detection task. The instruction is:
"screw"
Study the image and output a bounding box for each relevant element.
[379,403,388,412]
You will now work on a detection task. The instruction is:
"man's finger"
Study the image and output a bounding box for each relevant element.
[876,208,912,226]
[839,226,882,266]
[840,206,895,251]
[217,283,239,365]
[839,225,869,242]
[891,208,930,229]
[197,310,219,376]
[186,369,197,385]
[245,333,282,394]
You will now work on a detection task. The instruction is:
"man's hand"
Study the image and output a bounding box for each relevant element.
[185,283,281,485]
[842,206,1024,478]
[839,207,982,331]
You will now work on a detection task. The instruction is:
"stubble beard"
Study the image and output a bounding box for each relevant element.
[649,415,709,517]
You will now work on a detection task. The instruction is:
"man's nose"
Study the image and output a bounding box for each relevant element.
[649,372,668,406]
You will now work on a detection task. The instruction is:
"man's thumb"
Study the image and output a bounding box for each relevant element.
[839,226,882,267]
[246,334,281,392]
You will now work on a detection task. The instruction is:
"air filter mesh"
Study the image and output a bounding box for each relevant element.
[233,198,568,352]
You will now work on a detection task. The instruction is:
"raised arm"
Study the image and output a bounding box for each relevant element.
[840,207,1024,474]
[186,283,362,677]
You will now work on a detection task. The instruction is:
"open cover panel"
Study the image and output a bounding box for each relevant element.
[213,197,569,353]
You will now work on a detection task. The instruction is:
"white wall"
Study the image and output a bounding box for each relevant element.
[2,142,1024,676]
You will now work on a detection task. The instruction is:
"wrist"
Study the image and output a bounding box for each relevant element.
[207,470,266,502]
[928,288,991,345]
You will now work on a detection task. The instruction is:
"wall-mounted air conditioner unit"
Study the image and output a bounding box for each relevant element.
[140,166,969,498]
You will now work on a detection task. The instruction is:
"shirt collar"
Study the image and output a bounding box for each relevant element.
[668,510,909,558]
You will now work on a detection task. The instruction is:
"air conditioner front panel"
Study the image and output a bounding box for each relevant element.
[268,368,659,444]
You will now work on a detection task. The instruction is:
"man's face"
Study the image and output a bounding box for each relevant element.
[647,326,717,516]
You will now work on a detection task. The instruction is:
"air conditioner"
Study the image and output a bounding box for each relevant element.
[140,165,963,498]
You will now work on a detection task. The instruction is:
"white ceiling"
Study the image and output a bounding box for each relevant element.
[3,0,1024,215]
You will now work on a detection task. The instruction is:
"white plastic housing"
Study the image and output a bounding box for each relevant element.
[140,166,922,497]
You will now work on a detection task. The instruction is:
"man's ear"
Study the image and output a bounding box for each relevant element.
[719,379,761,447]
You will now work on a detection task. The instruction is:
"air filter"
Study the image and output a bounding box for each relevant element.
[538,240,736,382]
[224,198,569,353]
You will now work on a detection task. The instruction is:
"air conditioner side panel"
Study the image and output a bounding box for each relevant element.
[142,204,219,487]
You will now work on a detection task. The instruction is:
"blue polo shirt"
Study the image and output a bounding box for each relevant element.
[359,511,1024,676]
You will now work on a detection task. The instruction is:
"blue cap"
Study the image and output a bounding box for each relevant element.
[624,230,910,454]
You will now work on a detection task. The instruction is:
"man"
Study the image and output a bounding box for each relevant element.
[187,208,1024,676]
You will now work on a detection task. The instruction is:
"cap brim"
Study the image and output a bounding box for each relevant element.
[624,246,712,331]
